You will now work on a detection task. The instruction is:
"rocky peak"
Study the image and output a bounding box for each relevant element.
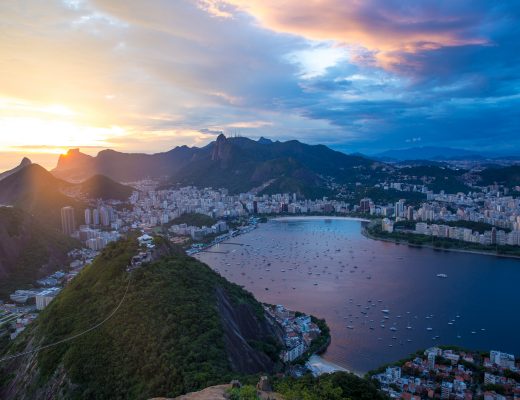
[211,134,231,162]
[257,136,273,145]
[20,157,32,167]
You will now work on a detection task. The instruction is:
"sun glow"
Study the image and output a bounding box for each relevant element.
[0,98,125,155]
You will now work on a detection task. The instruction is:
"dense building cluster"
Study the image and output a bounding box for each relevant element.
[373,347,519,399]
[265,304,322,363]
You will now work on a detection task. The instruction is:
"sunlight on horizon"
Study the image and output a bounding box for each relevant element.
[0,98,125,155]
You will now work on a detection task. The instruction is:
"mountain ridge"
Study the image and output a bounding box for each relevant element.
[52,135,377,197]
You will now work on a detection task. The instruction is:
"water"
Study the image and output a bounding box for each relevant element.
[195,217,520,374]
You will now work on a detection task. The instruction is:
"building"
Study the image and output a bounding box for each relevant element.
[61,206,76,235]
[84,208,91,225]
[428,352,436,370]
[359,198,371,213]
[35,288,61,310]
[441,381,453,399]
[490,350,515,369]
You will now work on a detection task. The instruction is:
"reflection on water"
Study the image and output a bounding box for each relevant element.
[195,218,520,373]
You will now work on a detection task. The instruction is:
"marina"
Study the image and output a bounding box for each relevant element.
[195,217,520,374]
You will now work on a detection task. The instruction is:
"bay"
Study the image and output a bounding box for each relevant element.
[195,217,520,374]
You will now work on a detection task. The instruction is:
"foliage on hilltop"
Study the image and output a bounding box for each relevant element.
[478,165,520,188]
[275,372,388,400]
[169,212,217,228]
[1,239,281,399]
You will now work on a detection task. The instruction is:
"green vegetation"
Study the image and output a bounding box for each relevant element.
[397,166,469,193]
[169,212,216,228]
[353,187,426,206]
[0,207,78,299]
[2,239,276,399]
[260,176,333,200]
[275,372,388,400]
[227,385,259,400]
[479,165,520,188]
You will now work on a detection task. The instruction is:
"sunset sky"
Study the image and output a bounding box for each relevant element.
[1,0,519,171]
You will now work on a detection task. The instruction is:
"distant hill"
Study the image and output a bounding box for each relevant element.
[373,146,488,161]
[0,207,77,299]
[52,146,198,182]
[0,164,82,228]
[72,174,134,201]
[52,135,378,198]
[1,238,284,399]
[478,165,520,188]
[0,158,32,182]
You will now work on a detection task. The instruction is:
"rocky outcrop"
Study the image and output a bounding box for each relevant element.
[215,287,284,374]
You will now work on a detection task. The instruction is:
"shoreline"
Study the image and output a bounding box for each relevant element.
[306,354,354,377]
[362,229,520,261]
[272,216,370,222]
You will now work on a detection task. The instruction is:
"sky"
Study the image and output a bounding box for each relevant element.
[0,0,519,171]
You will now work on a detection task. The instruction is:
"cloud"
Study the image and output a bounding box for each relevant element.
[203,0,493,70]
[0,0,519,157]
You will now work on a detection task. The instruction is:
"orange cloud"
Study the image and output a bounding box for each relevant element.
[203,0,488,69]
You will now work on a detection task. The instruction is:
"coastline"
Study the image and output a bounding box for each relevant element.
[362,228,520,261]
[272,216,370,222]
[306,354,353,377]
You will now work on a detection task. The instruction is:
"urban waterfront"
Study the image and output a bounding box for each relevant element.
[195,217,520,374]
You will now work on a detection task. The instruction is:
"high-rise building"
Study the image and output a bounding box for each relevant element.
[100,207,110,226]
[359,198,371,213]
[84,208,92,225]
[61,206,76,235]
[93,208,100,225]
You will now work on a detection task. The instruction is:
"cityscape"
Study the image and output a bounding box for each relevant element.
[1,1,520,399]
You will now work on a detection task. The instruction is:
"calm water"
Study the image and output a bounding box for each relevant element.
[195,218,520,374]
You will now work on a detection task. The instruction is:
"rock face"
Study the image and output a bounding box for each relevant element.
[215,287,284,374]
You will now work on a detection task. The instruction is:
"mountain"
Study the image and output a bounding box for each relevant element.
[373,146,488,161]
[52,135,378,197]
[0,164,82,228]
[0,207,78,299]
[0,238,284,399]
[71,174,134,201]
[0,158,32,182]
[53,146,198,182]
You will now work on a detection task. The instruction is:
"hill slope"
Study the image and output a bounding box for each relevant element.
[0,239,283,399]
[0,207,77,299]
[0,164,82,228]
[0,158,32,182]
[71,174,134,201]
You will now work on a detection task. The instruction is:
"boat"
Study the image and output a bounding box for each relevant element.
[426,327,433,331]
[436,273,448,278]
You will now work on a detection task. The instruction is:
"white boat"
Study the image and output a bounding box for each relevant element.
[436,273,448,278]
